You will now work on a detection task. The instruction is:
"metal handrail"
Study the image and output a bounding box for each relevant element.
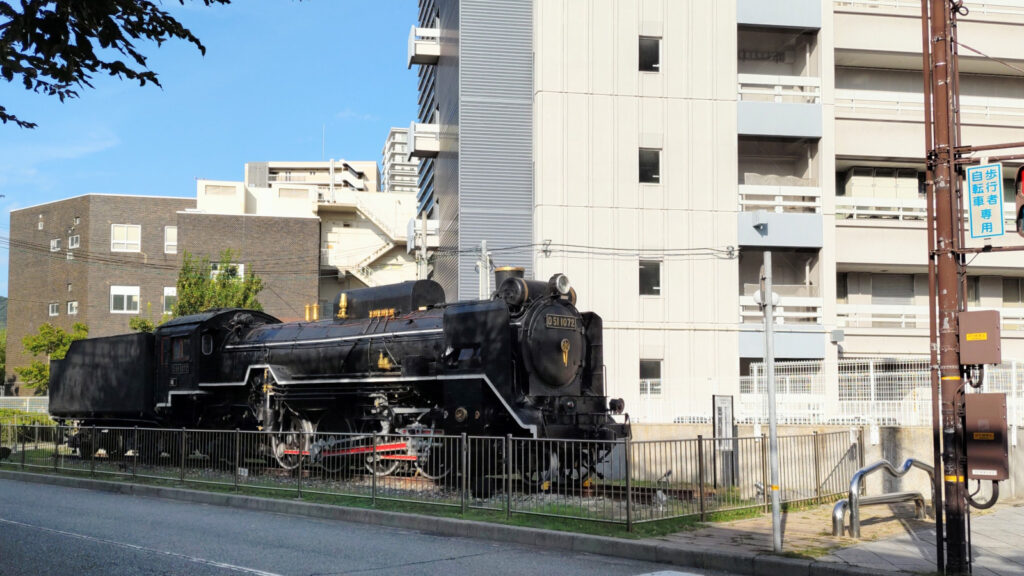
[832,457,934,537]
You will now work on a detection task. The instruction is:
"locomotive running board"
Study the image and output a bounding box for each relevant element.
[199,366,538,437]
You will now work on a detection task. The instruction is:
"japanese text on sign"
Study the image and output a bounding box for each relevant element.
[966,163,1005,239]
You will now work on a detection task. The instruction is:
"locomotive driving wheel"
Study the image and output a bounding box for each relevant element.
[269,415,314,470]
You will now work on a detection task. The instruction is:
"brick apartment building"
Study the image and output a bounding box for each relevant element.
[7,194,319,394]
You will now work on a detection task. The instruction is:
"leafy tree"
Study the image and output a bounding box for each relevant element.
[1,0,231,128]
[15,322,88,395]
[128,302,168,333]
[174,249,263,316]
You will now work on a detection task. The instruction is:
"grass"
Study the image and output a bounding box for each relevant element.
[0,453,792,540]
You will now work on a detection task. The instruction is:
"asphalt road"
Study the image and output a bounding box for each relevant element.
[0,478,718,576]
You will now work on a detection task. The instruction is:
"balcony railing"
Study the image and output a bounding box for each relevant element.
[409,121,439,158]
[738,184,822,213]
[835,0,1024,17]
[836,89,1024,127]
[407,25,440,68]
[740,288,823,324]
[737,74,821,104]
[836,197,1018,225]
[837,304,1024,331]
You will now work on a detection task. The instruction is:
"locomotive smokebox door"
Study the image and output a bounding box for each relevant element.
[959,310,1001,365]
[965,393,1009,481]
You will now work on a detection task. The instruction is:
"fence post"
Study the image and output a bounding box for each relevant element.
[54,425,59,474]
[89,425,95,476]
[234,429,240,492]
[296,449,303,499]
[179,428,187,484]
[761,433,769,513]
[697,435,706,521]
[857,427,865,470]
[371,432,378,506]
[505,434,513,520]
[34,423,38,451]
[21,426,26,470]
[625,436,633,532]
[813,431,821,505]
[460,433,468,516]
[132,426,138,481]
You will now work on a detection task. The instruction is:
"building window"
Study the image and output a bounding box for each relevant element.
[640,260,661,296]
[164,226,177,254]
[37,219,44,230]
[836,273,848,304]
[50,238,60,252]
[67,301,78,315]
[639,37,660,72]
[639,148,660,183]
[66,252,73,261]
[640,359,662,395]
[211,262,244,279]
[163,287,177,315]
[1003,278,1023,307]
[110,224,141,252]
[967,276,980,307]
[48,303,59,317]
[870,273,913,306]
[110,285,140,313]
[74,216,81,225]
[68,235,80,249]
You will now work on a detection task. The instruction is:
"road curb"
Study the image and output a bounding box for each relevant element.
[0,469,914,576]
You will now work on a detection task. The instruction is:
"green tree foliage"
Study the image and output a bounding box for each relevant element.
[174,249,264,316]
[15,322,88,395]
[0,0,231,128]
[128,302,169,333]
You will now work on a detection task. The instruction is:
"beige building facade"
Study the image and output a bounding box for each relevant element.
[410,0,1024,423]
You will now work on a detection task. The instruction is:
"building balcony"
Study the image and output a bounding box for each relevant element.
[834,0,1024,73]
[837,303,1024,332]
[737,74,822,138]
[835,89,1024,128]
[740,284,823,326]
[739,184,821,214]
[836,197,1017,226]
[409,121,439,158]
[738,0,820,28]
[407,25,440,68]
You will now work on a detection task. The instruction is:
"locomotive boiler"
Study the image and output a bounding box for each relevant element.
[49,270,628,473]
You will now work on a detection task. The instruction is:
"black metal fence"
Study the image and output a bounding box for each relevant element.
[0,423,861,530]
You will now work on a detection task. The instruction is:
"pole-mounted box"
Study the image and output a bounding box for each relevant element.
[965,393,1009,481]
[959,310,1001,365]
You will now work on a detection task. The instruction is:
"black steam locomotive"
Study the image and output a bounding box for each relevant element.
[49,270,628,473]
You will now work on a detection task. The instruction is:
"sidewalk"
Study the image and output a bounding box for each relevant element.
[655,499,1024,575]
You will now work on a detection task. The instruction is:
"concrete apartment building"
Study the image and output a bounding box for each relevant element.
[8,153,420,395]
[382,127,420,194]
[407,0,1024,422]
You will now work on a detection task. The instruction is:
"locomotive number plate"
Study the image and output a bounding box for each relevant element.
[170,363,190,375]
[545,315,577,330]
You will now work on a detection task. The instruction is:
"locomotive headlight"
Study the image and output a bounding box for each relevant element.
[551,273,571,295]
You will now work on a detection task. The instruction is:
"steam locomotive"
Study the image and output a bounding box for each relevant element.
[49,269,628,474]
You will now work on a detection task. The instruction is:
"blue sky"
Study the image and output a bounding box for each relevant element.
[0,0,419,297]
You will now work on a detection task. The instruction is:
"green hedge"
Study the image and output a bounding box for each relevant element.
[0,409,54,427]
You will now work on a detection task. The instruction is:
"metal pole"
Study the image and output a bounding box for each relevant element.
[419,212,429,280]
[372,433,378,506]
[763,250,782,553]
[234,429,240,492]
[54,424,59,474]
[478,240,490,300]
[625,436,633,532]
[21,427,26,470]
[505,435,513,520]
[761,433,769,513]
[132,427,138,481]
[180,428,186,484]
[460,433,468,515]
[697,435,706,522]
[813,431,821,505]
[89,425,95,476]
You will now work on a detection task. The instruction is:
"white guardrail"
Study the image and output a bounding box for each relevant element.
[836,0,1024,17]
[836,197,1018,224]
[738,74,821,104]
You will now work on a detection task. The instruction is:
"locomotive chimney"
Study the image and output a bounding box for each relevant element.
[494,266,524,288]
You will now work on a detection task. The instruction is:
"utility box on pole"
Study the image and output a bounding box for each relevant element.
[965,393,1009,481]
[958,310,1002,365]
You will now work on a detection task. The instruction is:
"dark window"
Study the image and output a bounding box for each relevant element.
[836,273,848,304]
[172,337,190,362]
[639,37,660,72]
[201,334,214,356]
[639,148,660,183]
[639,260,661,296]
[640,359,662,395]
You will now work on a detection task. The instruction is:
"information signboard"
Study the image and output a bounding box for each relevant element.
[966,163,1005,239]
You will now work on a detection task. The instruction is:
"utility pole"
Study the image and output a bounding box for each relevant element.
[760,251,782,553]
[922,1,967,572]
[477,240,491,299]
